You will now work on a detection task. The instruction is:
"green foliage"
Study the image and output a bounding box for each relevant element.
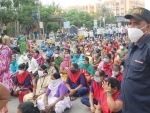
[96,6,115,25]
[64,9,95,29]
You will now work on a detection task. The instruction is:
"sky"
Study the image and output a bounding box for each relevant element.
[41,0,150,10]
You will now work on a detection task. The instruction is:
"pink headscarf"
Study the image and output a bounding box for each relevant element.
[61,54,71,68]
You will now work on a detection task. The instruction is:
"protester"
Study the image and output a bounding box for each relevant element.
[96,77,123,113]
[112,64,123,82]
[37,73,72,113]
[81,70,105,113]
[97,53,113,77]
[27,53,38,74]
[13,63,33,103]
[1,33,10,47]
[33,50,45,65]
[23,65,50,104]
[79,57,95,82]
[66,63,88,101]
[18,35,27,54]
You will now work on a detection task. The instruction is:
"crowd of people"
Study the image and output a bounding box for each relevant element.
[0,7,150,113]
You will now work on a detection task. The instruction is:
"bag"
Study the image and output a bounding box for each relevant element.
[19,89,30,103]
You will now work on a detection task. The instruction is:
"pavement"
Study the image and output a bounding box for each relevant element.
[8,96,91,113]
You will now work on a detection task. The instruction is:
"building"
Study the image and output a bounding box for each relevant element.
[63,0,145,16]
[102,0,145,16]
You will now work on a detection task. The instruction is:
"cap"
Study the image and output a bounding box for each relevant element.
[125,7,150,23]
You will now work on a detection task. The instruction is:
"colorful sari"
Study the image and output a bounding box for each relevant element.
[60,54,71,82]
[18,36,27,54]
[33,53,45,65]
[0,46,13,91]
[54,56,63,70]
[79,63,95,81]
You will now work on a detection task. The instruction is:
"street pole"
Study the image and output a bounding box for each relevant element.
[0,0,3,34]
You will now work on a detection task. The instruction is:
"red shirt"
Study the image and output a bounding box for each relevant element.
[116,73,123,82]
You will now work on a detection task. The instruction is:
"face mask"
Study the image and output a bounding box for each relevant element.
[55,54,59,57]
[94,54,98,57]
[38,70,44,77]
[94,77,101,83]
[108,44,111,47]
[18,70,24,74]
[99,47,103,50]
[120,46,124,49]
[104,58,110,63]
[128,25,147,42]
[71,70,77,74]
[112,71,119,76]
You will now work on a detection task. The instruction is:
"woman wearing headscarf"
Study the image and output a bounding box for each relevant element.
[79,57,95,82]
[37,73,72,113]
[18,35,27,54]
[54,51,63,70]
[60,54,71,82]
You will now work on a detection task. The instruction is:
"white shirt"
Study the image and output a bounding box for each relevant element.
[17,55,29,65]
[27,58,38,73]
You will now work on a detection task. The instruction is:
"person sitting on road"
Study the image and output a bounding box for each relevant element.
[37,73,72,113]
[81,70,105,113]
[79,57,95,82]
[66,63,89,101]
[95,77,123,113]
[23,65,51,104]
[13,63,33,103]
[112,64,123,82]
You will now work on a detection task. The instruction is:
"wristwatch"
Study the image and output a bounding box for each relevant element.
[105,91,112,97]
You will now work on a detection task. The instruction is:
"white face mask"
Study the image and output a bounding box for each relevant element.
[128,25,147,42]
[120,46,124,49]
[38,70,44,77]
[18,70,24,74]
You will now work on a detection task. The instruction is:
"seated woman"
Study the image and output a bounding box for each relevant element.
[95,78,123,113]
[81,70,105,113]
[23,65,51,104]
[13,63,33,103]
[10,56,18,74]
[37,73,72,113]
[97,53,113,77]
[60,54,71,82]
[46,57,57,75]
[79,57,95,82]
[112,64,123,82]
[33,50,45,65]
[93,49,102,69]
[66,63,89,101]
[54,51,63,70]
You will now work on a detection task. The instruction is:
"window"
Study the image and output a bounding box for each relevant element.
[116,2,119,5]
[121,8,124,10]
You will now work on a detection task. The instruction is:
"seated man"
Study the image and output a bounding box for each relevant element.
[81,70,105,113]
[66,63,89,101]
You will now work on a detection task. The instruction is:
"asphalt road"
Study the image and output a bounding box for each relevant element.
[8,96,91,113]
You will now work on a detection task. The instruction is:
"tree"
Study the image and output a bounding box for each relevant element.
[64,9,95,29]
[40,2,62,32]
[95,6,115,26]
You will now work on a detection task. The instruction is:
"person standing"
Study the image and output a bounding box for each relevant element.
[18,35,27,54]
[0,38,13,113]
[122,7,150,113]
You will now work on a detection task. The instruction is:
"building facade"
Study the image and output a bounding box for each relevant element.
[63,0,145,16]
